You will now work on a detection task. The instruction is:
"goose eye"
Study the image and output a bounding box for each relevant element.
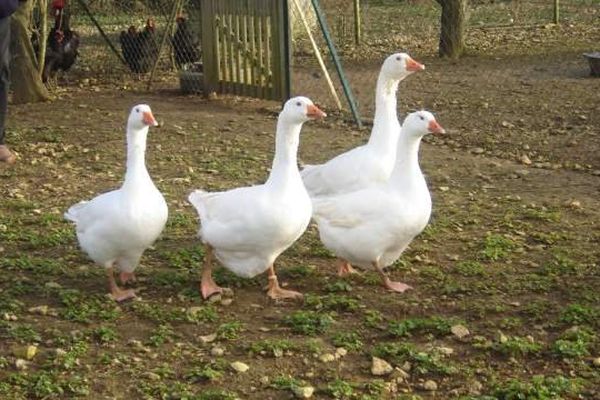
[419,115,425,121]
[135,108,140,113]
[296,101,302,107]
[396,56,401,61]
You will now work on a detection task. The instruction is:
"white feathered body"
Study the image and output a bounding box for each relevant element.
[189,181,312,278]
[65,174,168,272]
[301,140,398,197]
[313,178,430,269]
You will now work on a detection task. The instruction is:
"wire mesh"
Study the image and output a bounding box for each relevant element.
[24,0,600,98]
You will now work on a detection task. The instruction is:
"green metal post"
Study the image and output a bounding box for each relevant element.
[553,0,559,24]
[282,0,292,100]
[310,0,362,128]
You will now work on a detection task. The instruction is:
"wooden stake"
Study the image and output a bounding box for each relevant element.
[291,0,342,110]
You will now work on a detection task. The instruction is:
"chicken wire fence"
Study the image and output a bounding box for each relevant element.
[27,0,599,98]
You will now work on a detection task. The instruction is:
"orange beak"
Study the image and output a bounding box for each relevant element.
[306,104,327,119]
[428,119,445,134]
[406,57,425,72]
[143,111,158,126]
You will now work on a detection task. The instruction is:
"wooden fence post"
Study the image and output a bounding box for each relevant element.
[553,0,559,24]
[353,0,361,45]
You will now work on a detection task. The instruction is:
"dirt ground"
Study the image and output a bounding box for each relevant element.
[1,22,600,400]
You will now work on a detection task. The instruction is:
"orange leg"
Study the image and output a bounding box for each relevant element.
[266,265,303,300]
[373,261,412,293]
[337,259,359,276]
[200,245,224,299]
[106,266,136,302]
[119,271,136,284]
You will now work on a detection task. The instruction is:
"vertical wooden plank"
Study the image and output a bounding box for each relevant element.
[258,2,266,99]
[267,13,276,100]
[266,14,273,99]
[230,2,239,94]
[234,2,242,94]
[249,3,258,99]
[220,1,229,93]
[241,1,249,94]
[201,0,216,95]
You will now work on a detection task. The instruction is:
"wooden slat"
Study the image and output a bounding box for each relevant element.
[241,2,249,94]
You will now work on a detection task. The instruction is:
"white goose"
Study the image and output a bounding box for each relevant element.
[312,111,445,292]
[64,104,168,301]
[188,96,326,300]
[300,53,424,200]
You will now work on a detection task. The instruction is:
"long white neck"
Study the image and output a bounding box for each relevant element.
[367,72,403,151]
[388,130,426,191]
[266,117,303,189]
[122,125,151,191]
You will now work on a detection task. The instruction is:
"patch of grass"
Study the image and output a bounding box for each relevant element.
[493,375,582,400]
[522,207,561,222]
[331,331,364,351]
[372,343,456,375]
[185,363,224,382]
[271,375,304,391]
[1,256,65,275]
[455,260,486,276]
[325,280,353,293]
[59,289,121,323]
[186,304,219,323]
[279,264,316,279]
[91,326,118,344]
[53,340,89,370]
[494,335,543,357]
[387,316,457,338]
[559,303,599,327]
[363,309,384,328]
[304,293,360,312]
[132,301,187,323]
[148,324,175,347]
[216,321,244,340]
[248,339,296,357]
[327,379,354,399]
[481,234,516,261]
[284,311,334,336]
[2,323,42,343]
[551,327,595,358]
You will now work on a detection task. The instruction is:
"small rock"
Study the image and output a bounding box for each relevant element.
[392,368,410,381]
[437,346,454,355]
[319,353,335,363]
[211,346,225,357]
[468,379,483,395]
[439,186,450,192]
[592,170,600,176]
[206,294,222,303]
[292,385,315,398]
[592,357,600,367]
[371,356,393,376]
[423,380,438,391]
[514,169,529,177]
[451,324,470,339]
[15,359,29,370]
[259,376,270,385]
[220,298,233,306]
[335,347,347,359]
[12,345,38,360]
[45,282,62,289]
[497,331,509,344]
[230,361,249,373]
[199,333,217,344]
[28,305,49,315]
[563,199,582,209]
[142,372,161,381]
[520,155,532,165]
[472,147,485,154]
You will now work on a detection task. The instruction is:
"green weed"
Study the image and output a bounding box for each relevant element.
[284,311,334,336]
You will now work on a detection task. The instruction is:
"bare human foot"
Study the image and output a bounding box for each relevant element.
[266,265,303,300]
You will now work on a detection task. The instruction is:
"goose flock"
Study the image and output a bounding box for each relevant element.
[64,52,445,302]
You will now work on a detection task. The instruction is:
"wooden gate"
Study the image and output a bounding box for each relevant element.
[200,0,291,101]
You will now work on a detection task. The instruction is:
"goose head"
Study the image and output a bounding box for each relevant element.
[128,104,158,131]
[280,96,326,124]
[381,52,425,80]
[402,110,445,138]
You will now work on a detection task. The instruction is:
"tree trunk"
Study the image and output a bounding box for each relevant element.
[37,0,49,79]
[436,0,468,59]
[10,0,51,104]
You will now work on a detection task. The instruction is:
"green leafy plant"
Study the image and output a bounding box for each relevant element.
[284,311,334,336]
[331,331,364,351]
[481,234,516,261]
